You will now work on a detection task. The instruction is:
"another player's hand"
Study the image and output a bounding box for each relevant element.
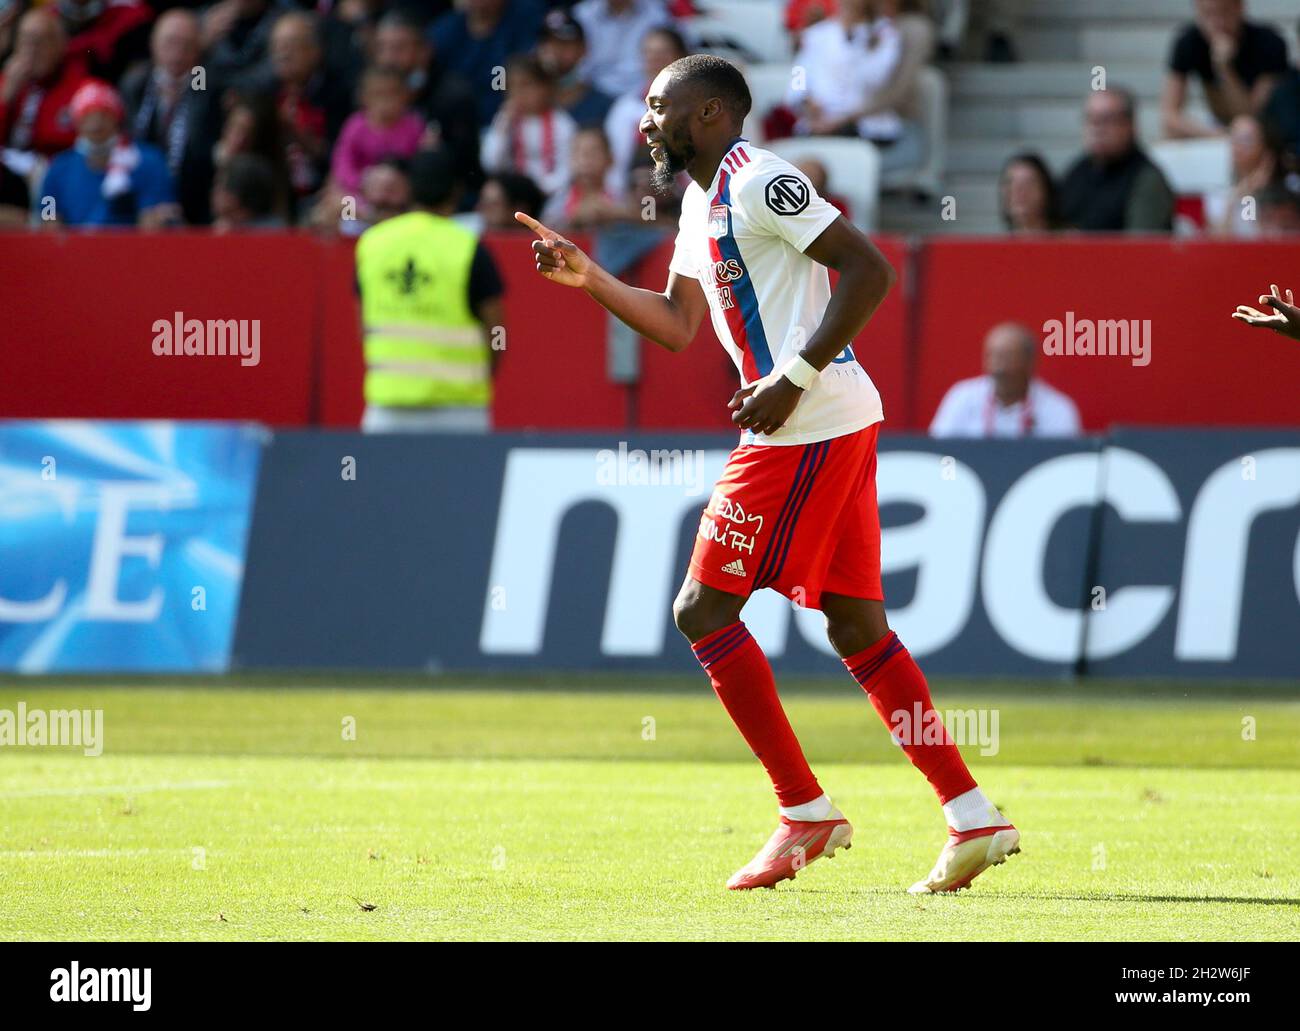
[515,211,592,289]
[1231,283,1300,342]
[729,375,803,436]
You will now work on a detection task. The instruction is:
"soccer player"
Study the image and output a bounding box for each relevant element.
[517,54,1019,892]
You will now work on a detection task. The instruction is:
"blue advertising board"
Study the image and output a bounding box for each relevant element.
[0,421,263,672]
[232,430,1299,678]
[227,431,1192,677]
[4,423,1295,678]
[1083,430,1300,678]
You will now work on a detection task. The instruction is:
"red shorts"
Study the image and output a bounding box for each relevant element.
[689,424,883,609]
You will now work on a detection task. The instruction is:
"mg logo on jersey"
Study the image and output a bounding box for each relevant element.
[764,174,810,215]
[707,204,729,238]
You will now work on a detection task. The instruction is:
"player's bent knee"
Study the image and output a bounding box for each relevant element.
[824,617,884,659]
[671,594,710,641]
[672,584,741,643]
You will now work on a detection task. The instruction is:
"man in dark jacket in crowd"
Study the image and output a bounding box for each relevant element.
[1059,87,1175,232]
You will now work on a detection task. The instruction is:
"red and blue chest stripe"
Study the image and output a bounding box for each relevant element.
[707,151,774,381]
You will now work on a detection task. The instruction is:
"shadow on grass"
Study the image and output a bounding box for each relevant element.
[794,887,1300,906]
[1016,892,1300,907]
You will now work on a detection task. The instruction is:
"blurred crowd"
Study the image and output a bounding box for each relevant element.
[999,1,1300,237]
[0,0,1296,236]
[0,0,951,234]
[0,0,672,231]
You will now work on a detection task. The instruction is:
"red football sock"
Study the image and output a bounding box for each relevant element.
[843,631,977,804]
[692,622,822,808]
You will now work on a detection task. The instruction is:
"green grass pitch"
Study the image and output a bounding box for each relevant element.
[0,677,1296,941]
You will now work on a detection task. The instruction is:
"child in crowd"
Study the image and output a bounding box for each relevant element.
[540,127,628,229]
[481,55,576,199]
[330,65,427,196]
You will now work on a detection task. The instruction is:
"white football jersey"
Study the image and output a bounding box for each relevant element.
[668,137,884,446]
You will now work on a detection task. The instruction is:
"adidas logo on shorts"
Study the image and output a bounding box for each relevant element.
[721,559,747,577]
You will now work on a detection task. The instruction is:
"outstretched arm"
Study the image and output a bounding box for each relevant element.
[516,211,708,352]
[1232,284,1300,341]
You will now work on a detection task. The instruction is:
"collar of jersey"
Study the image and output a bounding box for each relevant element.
[707,136,750,196]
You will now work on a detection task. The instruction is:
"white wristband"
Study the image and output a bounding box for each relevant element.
[780,354,820,390]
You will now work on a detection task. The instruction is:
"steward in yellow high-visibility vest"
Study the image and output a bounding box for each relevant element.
[355,150,504,432]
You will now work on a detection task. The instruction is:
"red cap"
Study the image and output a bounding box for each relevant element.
[70,80,125,124]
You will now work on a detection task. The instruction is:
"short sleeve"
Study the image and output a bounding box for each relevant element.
[1168,25,1202,76]
[467,241,505,315]
[667,204,698,279]
[738,162,842,253]
[1255,27,1290,76]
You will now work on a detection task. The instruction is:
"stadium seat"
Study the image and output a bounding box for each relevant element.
[766,137,881,232]
[1148,138,1233,237]
[685,2,792,65]
[880,65,948,199]
[1147,137,1233,195]
[740,61,796,142]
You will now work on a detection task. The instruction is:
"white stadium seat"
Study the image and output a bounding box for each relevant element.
[1148,138,1233,195]
[766,137,881,232]
[739,61,796,142]
[684,2,792,65]
[1148,137,1233,237]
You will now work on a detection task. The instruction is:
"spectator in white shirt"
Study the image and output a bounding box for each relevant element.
[866,0,935,172]
[571,0,673,100]
[930,322,1082,438]
[481,54,577,199]
[786,0,903,145]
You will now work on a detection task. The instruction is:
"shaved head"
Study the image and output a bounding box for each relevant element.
[661,54,751,126]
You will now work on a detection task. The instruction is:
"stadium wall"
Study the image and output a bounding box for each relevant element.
[2,235,1298,432]
[2,421,1297,679]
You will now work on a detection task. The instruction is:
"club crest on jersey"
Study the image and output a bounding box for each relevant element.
[707,204,729,238]
[765,174,809,215]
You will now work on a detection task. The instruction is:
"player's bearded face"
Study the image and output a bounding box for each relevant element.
[650,127,693,194]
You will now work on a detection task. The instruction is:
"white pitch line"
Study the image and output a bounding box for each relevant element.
[0,779,234,799]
